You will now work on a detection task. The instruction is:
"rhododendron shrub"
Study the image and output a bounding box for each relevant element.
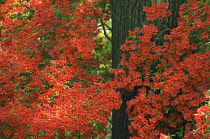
[0,0,121,138]
[0,0,209,138]
[110,0,210,138]
[184,104,210,138]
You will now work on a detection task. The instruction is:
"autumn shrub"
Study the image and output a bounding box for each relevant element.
[0,0,121,138]
[110,0,210,138]
[0,0,209,139]
[184,104,210,138]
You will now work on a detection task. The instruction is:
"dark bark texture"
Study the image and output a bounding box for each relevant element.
[111,0,186,139]
[111,0,151,139]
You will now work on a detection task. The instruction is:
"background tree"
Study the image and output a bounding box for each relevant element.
[111,0,209,138]
[111,0,186,138]
[111,0,152,138]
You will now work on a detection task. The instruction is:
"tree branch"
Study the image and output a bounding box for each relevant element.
[99,19,111,42]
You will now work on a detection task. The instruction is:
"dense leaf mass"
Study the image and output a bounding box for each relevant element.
[111,0,210,138]
[0,0,209,138]
[0,0,121,138]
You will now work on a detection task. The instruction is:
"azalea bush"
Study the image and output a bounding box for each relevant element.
[184,104,210,138]
[110,1,210,138]
[0,0,209,139]
[0,0,121,138]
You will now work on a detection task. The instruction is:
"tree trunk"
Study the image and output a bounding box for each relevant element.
[111,0,151,139]
[111,0,186,138]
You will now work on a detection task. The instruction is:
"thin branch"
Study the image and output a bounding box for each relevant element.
[104,23,112,31]
[98,1,112,42]
[99,19,111,42]
[154,25,171,43]
[97,23,111,31]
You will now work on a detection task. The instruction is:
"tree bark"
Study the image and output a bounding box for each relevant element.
[111,0,186,139]
[111,0,151,139]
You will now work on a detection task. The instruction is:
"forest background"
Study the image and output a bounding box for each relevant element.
[0,0,209,139]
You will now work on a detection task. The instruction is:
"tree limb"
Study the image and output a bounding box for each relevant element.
[99,19,112,42]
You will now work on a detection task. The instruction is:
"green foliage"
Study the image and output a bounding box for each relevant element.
[94,27,112,82]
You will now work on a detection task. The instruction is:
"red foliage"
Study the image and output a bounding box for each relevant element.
[143,3,171,21]
[184,104,210,138]
[111,0,210,138]
[0,0,121,138]
[0,0,209,138]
